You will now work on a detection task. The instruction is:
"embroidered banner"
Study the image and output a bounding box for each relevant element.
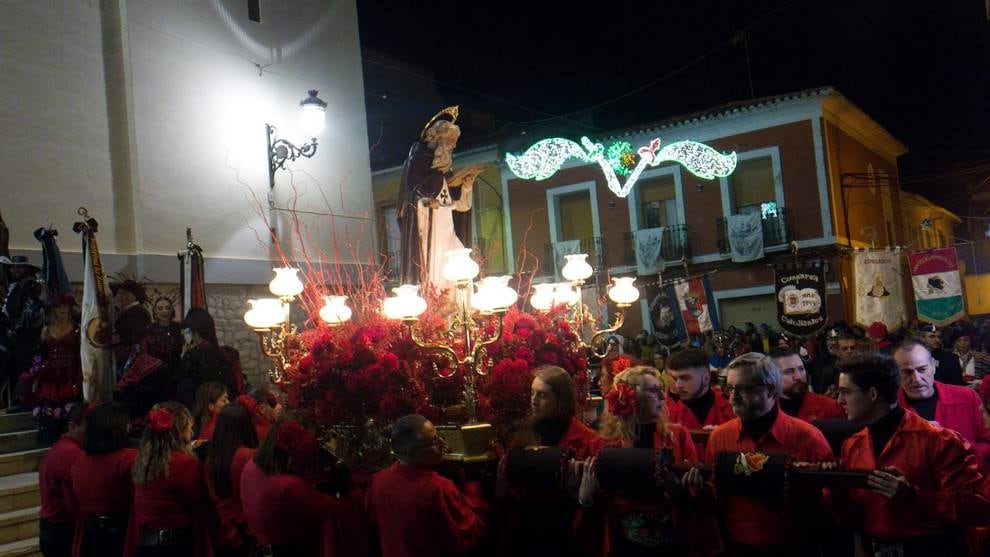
[634,227,665,276]
[852,248,905,332]
[908,247,965,326]
[727,212,764,263]
[774,261,827,336]
[672,275,720,336]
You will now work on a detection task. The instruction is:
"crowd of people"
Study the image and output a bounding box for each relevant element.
[32,317,990,556]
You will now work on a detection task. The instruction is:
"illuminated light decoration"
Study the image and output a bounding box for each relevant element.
[605,141,636,176]
[505,136,738,198]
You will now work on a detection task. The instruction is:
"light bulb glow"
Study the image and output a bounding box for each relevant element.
[298,90,327,138]
[383,284,427,320]
[561,254,594,282]
[529,283,556,311]
[506,136,737,198]
[269,267,304,298]
[608,277,640,305]
[442,248,480,283]
[244,298,285,329]
[552,283,579,306]
[472,275,518,313]
[318,295,352,325]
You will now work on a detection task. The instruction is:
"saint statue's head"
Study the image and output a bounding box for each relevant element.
[420,106,460,173]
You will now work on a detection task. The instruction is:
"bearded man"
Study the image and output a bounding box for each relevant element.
[397,107,482,290]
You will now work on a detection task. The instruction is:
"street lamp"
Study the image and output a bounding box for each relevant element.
[266,90,328,208]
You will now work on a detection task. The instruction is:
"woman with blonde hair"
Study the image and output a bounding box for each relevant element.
[130,402,214,556]
[581,365,713,556]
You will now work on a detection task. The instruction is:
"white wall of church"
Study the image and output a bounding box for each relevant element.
[0,0,374,283]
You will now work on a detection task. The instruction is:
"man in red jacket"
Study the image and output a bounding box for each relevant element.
[666,349,734,461]
[835,352,990,554]
[366,414,488,557]
[706,353,834,554]
[38,404,85,557]
[894,339,990,470]
[770,347,845,422]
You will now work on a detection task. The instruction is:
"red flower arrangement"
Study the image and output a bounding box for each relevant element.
[605,384,637,418]
[148,408,174,433]
[275,421,319,461]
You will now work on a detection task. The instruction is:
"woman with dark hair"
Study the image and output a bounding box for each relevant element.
[23,292,81,410]
[130,402,213,556]
[512,365,604,458]
[192,381,229,442]
[238,386,283,441]
[240,420,367,557]
[177,308,233,407]
[70,402,137,556]
[38,402,85,557]
[205,404,259,557]
[140,297,183,369]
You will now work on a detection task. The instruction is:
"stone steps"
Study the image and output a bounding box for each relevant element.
[0,507,37,546]
[0,451,46,479]
[0,474,38,514]
[0,536,40,557]
[0,434,37,458]
[0,416,33,437]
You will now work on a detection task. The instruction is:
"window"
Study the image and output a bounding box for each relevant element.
[729,156,775,215]
[638,175,678,228]
[556,191,593,240]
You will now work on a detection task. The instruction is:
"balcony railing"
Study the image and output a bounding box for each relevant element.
[716,207,790,255]
[543,236,606,279]
[622,224,692,269]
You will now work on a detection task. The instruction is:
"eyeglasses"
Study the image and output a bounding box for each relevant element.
[723,384,769,397]
[639,386,664,398]
[410,435,447,451]
[836,388,862,399]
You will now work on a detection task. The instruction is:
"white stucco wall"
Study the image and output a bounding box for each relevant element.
[0,0,374,283]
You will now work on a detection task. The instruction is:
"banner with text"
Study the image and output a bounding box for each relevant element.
[852,248,905,332]
[908,247,965,326]
[774,261,827,336]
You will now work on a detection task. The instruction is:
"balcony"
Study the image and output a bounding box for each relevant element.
[543,236,606,279]
[622,224,692,269]
[716,207,790,255]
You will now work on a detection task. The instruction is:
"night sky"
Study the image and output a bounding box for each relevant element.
[357,0,990,214]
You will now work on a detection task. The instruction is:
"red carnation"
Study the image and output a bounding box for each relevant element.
[610,356,636,375]
[148,407,174,433]
[537,350,559,365]
[275,421,318,461]
[513,347,535,363]
[605,384,637,418]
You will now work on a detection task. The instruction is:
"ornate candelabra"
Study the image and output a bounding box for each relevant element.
[531,253,641,358]
[266,90,328,209]
[383,248,518,461]
[243,267,351,382]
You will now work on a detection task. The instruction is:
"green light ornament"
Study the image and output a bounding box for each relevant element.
[605,141,636,177]
[506,136,737,198]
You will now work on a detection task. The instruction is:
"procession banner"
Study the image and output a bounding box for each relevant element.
[907,247,965,326]
[179,228,208,313]
[773,261,827,336]
[852,248,905,332]
[73,214,114,403]
[672,275,720,336]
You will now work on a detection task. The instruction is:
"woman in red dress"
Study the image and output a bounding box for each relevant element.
[130,402,214,557]
[24,293,81,409]
[581,365,717,556]
[192,381,229,442]
[240,420,367,557]
[204,403,258,557]
[70,402,137,557]
[140,297,183,370]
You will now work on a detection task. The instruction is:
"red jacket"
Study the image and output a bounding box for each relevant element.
[898,382,990,470]
[791,392,846,422]
[366,463,488,557]
[70,448,138,557]
[39,435,83,523]
[240,460,368,555]
[206,447,256,548]
[560,417,609,459]
[666,392,735,463]
[129,451,214,557]
[197,413,218,441]
[839,409,990,539]
[706,408,834,545]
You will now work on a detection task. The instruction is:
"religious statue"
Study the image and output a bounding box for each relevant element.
[397,106,484,293]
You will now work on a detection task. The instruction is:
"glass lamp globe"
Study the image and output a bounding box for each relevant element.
[299,90,327,139]
[561,253,594,282]
[318,295,352,325]
[473,276,518,313]
[383,284,427,320]
[244,298,284,329]
[530,283,555,312]
[442,248,480,283]
[269,268,304,298]
[608,277,640,306]
[553,283,580,306]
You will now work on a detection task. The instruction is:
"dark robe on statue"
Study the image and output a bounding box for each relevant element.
[397,142,471,286]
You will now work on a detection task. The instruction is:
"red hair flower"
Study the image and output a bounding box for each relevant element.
[610,356,636,375]
[148,408,174,433]
[237,394,258,414]
[275,421,318,460]
[605,383,637,418]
